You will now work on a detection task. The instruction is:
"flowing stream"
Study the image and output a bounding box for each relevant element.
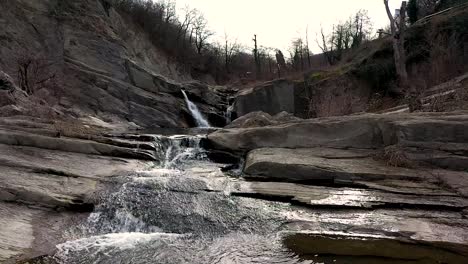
[48,132,308,264]
[34,132,466,264]
[181,90,211,128]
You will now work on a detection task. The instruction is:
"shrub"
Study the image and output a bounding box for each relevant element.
[17,55,57,96]
[381,145,414,168]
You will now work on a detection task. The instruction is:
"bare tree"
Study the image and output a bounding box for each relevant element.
[343,19,353,49]
[162,0,176,24]
[253,34,261,77]
[193,13,213,55]
[334,24,347,60]
[290,38,306,71]
[305,25,312,68]
[351,10,373,48]
[317,26,336,65]
[224,32,240,73]
[176,5,196,44]
[275,50,286,78]
[384,0,409,96]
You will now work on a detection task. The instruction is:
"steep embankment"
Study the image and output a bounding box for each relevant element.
[231,3,468,119]
[0,0,228,128]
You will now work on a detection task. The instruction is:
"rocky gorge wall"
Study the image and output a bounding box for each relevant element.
[0,0,228,128]
[232,75,371,120]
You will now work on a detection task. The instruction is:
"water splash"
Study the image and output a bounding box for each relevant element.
[181,90,211,128]
[153,135,206,169]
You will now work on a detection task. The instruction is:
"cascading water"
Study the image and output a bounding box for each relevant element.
[153,134,206,169]
[46,132,310,264]
[181,90,211,128]
[225,103,234,124]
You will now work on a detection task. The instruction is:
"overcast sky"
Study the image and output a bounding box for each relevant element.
[174,0,401,54]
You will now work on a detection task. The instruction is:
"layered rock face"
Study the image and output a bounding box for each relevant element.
[210,111,468,188]
[0,0,227,128]
[0,116,153,262]
[207,111,468,256]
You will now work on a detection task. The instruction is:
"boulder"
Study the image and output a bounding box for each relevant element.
[226,111,275,128]
[0,71,28,108]
[273,111,302,123]
[0,71,16,92]
[234,79,296,117]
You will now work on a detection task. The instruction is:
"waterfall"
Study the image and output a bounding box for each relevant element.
[181,90,211,128]
[225,104,234,124]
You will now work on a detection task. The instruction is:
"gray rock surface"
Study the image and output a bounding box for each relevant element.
[234,79,296,117]
[244,148,420,181]
[209,114,385,152]
[176,162,468,257]
[209,111,468,153]
[0,117,150,261]
[243,147,468,197]
[207,110,468,259]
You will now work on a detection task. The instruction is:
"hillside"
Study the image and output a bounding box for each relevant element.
[0,0,229,129]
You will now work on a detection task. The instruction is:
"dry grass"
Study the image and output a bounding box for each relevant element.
[426,85,468,112]
[454,86,468,109]
[380,145,414,168]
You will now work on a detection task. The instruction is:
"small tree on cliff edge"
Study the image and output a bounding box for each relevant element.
[253,34,261,78]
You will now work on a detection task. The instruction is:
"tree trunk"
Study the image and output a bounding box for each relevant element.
[385,0,421,110]
[384,0,409,96]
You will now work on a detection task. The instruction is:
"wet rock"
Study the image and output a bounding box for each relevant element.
[0,118,153,261]
[0,202,87,263]
[229,180,467,210]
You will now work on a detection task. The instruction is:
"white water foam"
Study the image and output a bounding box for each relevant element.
[55,232,184,264]
[181,90,211,128]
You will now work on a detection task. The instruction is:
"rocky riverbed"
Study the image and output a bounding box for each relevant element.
[1,111,468,263]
